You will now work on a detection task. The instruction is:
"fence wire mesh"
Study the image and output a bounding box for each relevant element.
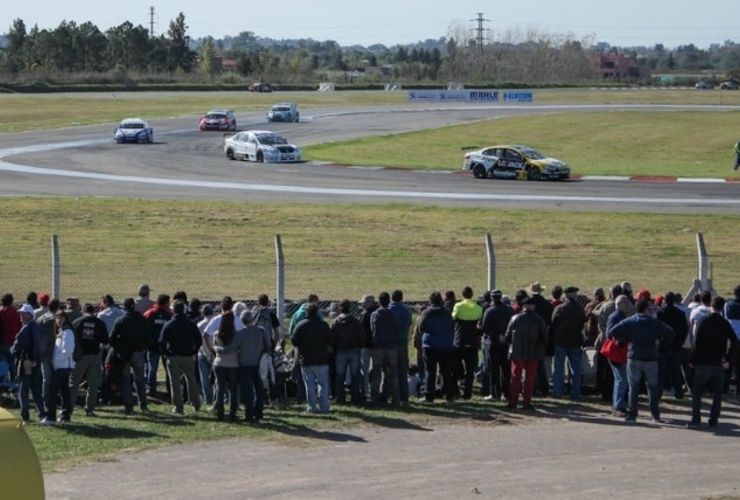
[1,234,737,308]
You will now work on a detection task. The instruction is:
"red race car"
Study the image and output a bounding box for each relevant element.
[199,110,237,131]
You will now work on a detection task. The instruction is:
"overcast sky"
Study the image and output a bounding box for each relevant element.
[3,0,738,48]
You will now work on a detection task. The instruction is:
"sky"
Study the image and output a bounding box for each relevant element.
[2,0,739,49]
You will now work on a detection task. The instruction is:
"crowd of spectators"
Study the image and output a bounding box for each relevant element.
[1,280,739,431]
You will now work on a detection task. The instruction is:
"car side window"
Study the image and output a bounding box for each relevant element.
[246,135,256,144]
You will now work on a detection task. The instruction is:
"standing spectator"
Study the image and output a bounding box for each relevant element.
[37,298,60,412]
[551,286,587,400]
[370,292,401,408]
[418,291,455,403]
[10,304,47,424]
[505,296,548,410]
[550,286,564,309]
[605,296,631,416]
[0,293,21,366]
[482,290,514,402]
[583,288,605,348]
[71,304,109,417]
[26,292,40,311]
[358,294,377,400]
[143,294,172,396]
[97,295,123,406]
[595,284,626,402]
[528,282,553,396]
[443,291,457,312]
[330,300,364,405]
[212,305,240,422]
[734,138,740,171]
[134,284,155,314]
[292,303,332,414]
[188,298,203,322]
[33,294,50,320]
[610,299,674,423]
[253,294,281,347]
[288,294,321,337]
[389,290,412,403]
[688,297,738,428]
[724,285,740,394]
[451,286,483,400]
[512,290,528,314]
[43,311,76,425]
[688,291,713,349]
[159,300,202,416]
[656,292,690,400]
[621,282,635,304]
[252,295,281,405]
[64,297,82,323]
[197,304,216,407]
[110,298,150,415]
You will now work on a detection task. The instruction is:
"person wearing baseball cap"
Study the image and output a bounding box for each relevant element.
[34,294,51,320]
[10,304,47,423]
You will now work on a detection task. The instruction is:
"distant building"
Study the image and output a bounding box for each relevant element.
[591,52,652,81]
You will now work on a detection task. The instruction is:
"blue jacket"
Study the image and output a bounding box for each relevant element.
[608,313,674,361]
[388,302,412,346]
[725,298,740,338]
[10,320,46,363]
[419,306,454,349]
[605,310,626,339]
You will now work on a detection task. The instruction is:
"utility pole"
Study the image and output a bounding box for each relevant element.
[149,6,156,37]
[471,12,489,55]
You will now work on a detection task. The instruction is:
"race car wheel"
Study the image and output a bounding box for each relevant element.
[148,133,154,144]
[226,148,235,160]
[526,167,542,181]
[256,151,264,163]
[472,164,487,179]
[294,114,300,123]
[230,121,236,131]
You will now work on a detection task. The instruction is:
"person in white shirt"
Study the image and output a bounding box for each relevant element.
[41,311,76,426]
[689,291,713,349]
[197,304,216,406]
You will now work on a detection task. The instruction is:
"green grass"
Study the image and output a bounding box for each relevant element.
[303,111,740,178]
[0,198,738,303]
[2,89,740,133]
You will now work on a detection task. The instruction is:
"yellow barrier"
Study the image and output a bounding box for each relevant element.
[0,407,45,499]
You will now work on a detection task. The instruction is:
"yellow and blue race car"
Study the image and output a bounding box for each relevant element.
[463,145,570,181]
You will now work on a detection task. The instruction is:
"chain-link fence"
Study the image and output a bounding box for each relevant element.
[1,233,737,309]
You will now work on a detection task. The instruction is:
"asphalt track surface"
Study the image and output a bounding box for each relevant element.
[1,103,739,214]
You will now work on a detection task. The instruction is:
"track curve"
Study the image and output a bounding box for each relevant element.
[0,104,738,214]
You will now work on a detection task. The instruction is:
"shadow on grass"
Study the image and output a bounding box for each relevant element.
[260,415,368,443]
[50,422,163,440]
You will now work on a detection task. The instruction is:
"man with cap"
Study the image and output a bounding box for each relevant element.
[10,304,47,423]
[71,304,109,416]
[34,294,50,320]
[527,282,553,396]
[551,287,587,400]
[482,289,514,401]
[505,296,547,410]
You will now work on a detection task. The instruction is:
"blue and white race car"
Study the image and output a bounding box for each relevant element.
[224,130,301,163]
[114,118,154,144]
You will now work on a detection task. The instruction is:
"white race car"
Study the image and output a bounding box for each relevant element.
[114,118,153,144]
[223,130,301,163]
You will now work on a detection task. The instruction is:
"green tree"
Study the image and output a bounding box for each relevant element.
[200,36,217,76]
[4,18,28,72]
[166,12,196,73]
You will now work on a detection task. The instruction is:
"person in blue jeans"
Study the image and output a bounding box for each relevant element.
[688,297,738,428]
[330,300,363,405]
[610,299,674,423]
[550,287,587,400]
[292,303,332,413]
[605,296,631,416]
[10,305,47,423]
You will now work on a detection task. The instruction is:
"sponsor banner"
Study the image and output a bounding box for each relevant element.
[408,90,533,103]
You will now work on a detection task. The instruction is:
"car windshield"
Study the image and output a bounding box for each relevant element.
[272,106,291,112]
[205,113,226,119]
[121,122,145,129]
[518,147,545,159]
[256,134,287,145]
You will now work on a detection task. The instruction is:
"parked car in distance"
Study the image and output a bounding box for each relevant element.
[198,110,237,131]
[695,81,715,89]
[720,80,739,90]
[249,82,273,93]
[267,103,299,123]
[113,118,153,144]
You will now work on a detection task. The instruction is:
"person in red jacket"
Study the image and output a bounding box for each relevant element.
[143,294,172,395]
[0,293,22,367]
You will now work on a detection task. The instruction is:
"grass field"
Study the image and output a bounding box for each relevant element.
[303,111,740,178]
[1,88,740,133]
[1,198,738,303]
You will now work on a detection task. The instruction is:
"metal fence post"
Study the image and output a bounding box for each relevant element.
[51,234,60,299]
[275,234,285,340]
[486,232,495,291]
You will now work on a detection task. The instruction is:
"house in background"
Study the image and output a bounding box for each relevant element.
[591,53,652,81]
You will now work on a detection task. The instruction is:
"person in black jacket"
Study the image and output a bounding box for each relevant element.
[110,298,150,414]
[330,300,364,405]
[369,292,400,408]
[71,304,109,417]
[688,297,738,429]
[551,287,587,400]
[482,290,514,401]
[656,292,689,400]
[292,304,332,413]
[528,282,553,395]
[159,300,203,415]
[359,294,377,400]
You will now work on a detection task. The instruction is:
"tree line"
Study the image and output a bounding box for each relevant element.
[2,14,738,85]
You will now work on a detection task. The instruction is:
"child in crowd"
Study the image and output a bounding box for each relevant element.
[407,364,422,399]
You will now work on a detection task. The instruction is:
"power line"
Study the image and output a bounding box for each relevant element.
[149,6,156,37]
[471,12,489,53]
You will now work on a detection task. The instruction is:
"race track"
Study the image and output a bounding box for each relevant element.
[1,103,739,214]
